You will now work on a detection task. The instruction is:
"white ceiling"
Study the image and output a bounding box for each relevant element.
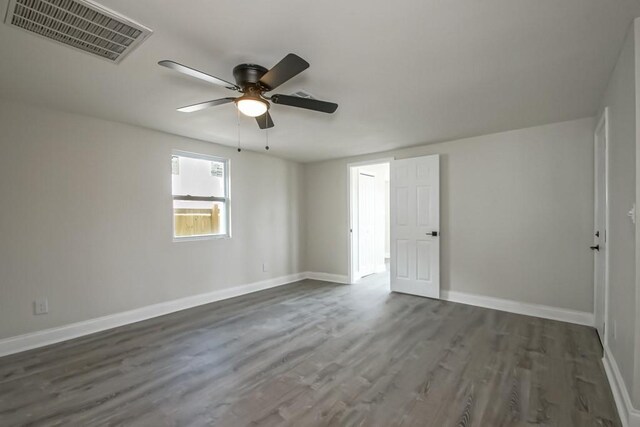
[0,0,639,162]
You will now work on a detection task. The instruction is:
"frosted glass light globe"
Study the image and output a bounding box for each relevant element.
[236,97,268,117]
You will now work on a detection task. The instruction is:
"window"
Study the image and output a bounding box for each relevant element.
[171,151,230,239]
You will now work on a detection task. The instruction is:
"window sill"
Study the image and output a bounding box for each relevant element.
[173,234,230,242]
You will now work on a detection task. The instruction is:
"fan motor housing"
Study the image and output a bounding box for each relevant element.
[233,64,268,88]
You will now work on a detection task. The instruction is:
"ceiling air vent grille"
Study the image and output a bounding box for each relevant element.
[290,90,315,99]
[4,0,152,63]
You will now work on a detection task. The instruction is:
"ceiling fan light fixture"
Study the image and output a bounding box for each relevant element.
[235,96,269,117]
[160,54,338,130]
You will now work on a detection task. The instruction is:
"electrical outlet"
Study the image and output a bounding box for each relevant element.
[262,262,269,273]
[34,298,48,315]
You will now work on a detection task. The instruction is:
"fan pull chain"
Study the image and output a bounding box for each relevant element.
[265,126,269,151]
[236,107,242,152]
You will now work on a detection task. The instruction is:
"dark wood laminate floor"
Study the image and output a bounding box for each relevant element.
[0,273,620,427]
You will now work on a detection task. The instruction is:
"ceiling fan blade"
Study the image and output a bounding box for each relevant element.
[177,98,236,113]
[159,60,239,90]
[259,54,309,90]
[256,112,275,129]
[271,94,338,113]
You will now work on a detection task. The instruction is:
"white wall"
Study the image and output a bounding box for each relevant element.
[306,117,595,313]
[599,20,638,405]
[0,99,305,339]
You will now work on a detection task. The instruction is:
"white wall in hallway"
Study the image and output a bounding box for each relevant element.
[358,163,390,274]
[385,183,390,258]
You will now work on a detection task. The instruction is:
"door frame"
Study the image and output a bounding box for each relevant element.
[593,107,610,346]
[347,157,394,284]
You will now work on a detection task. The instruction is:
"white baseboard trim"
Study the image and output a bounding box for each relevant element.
[305,271,350,284]
[0,272,307,358]
[0,275,596,359]
[603,345,640,427]
[441,290,595,327]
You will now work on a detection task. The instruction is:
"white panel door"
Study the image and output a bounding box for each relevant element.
[593,112,608,343]
[390,155,440,298]
[358,173,375,277]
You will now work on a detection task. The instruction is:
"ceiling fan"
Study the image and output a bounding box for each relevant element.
[158,54,338,129]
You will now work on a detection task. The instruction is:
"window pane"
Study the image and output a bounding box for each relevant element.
[174,200,226,237]
[172,156,225,198]
[172,153,228,238]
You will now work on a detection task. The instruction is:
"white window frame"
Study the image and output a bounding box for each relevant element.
[171,150,231,242]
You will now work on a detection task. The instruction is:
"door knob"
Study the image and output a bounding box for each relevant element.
[590,245,599,251]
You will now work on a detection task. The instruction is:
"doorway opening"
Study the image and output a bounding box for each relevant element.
[348,160,391,285]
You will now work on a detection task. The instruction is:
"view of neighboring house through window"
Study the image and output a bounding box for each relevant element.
[171,152,229,239]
